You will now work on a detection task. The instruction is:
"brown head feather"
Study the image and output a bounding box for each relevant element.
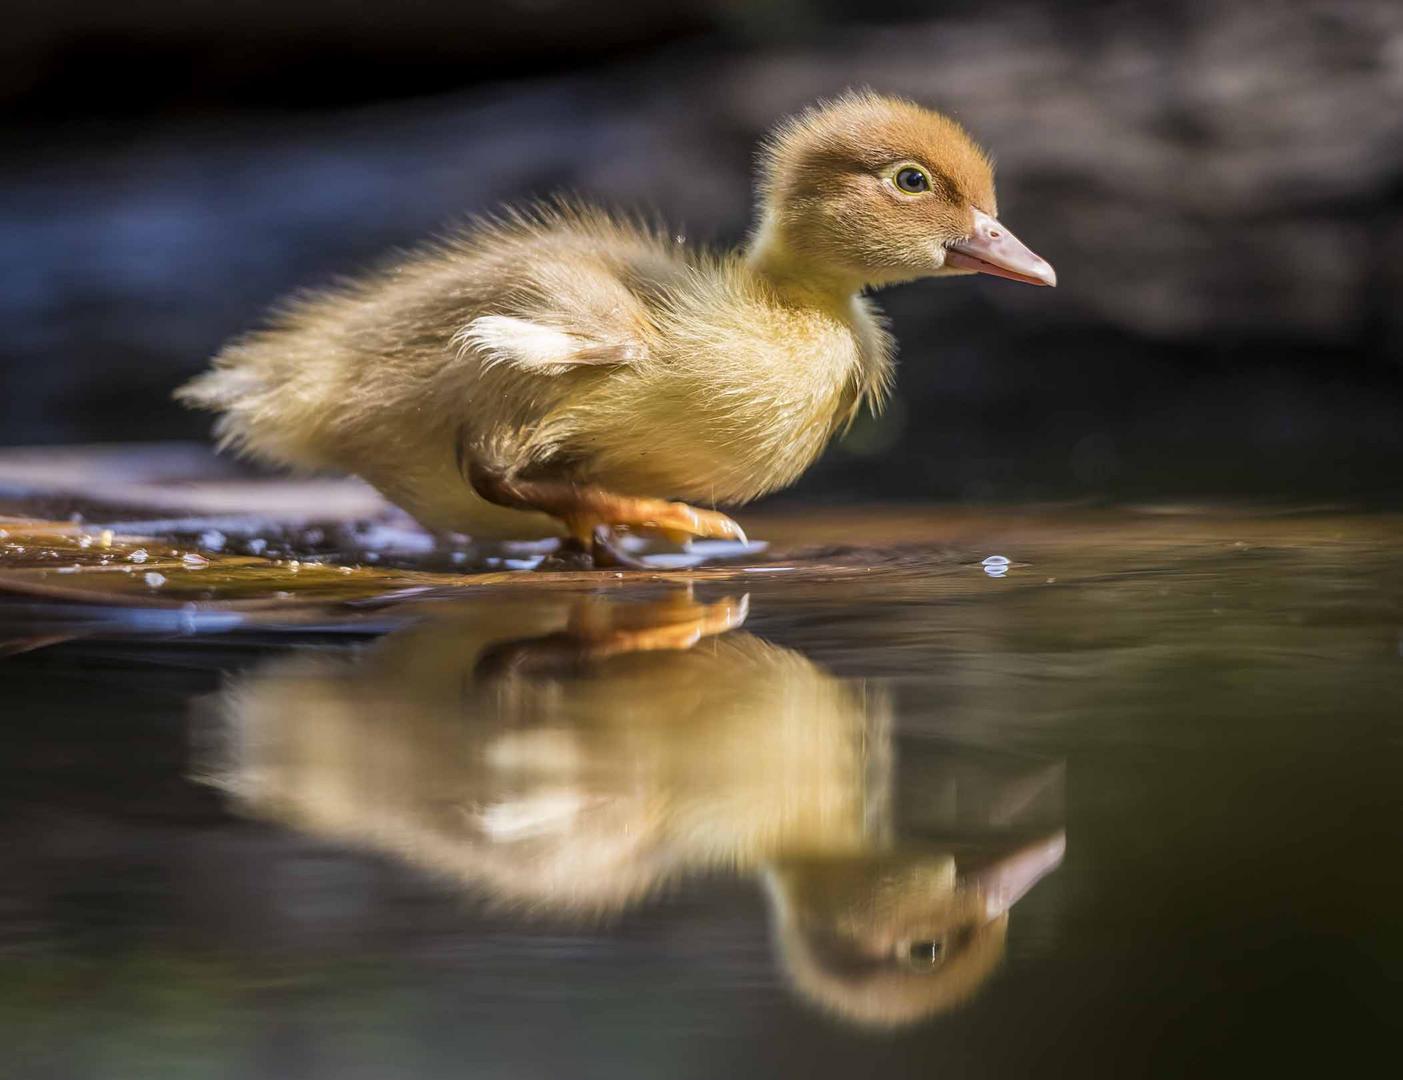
[753,90,997,286]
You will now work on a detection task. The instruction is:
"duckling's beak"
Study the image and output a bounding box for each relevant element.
[946,208,1057,287]
[968,830,1066,920]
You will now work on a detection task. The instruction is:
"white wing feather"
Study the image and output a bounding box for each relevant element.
[457,315,642,373]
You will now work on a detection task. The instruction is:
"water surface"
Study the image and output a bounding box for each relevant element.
[2,505,1400,1078]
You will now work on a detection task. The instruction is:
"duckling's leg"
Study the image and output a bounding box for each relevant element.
[467,464,746,556]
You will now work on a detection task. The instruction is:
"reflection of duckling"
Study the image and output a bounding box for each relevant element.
[177,92,1054,561]
[198,591,1063,1028]
[768,835,1065,1028]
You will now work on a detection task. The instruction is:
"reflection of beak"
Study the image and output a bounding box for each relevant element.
[969,830,1066,920]
[946,208,1057,287]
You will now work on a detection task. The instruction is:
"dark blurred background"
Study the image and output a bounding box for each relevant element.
[3,0,1401,503]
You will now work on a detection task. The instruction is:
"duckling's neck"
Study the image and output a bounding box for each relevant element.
[744,218,864,309]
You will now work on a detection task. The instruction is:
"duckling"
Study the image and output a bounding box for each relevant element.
[177,91,1054,561]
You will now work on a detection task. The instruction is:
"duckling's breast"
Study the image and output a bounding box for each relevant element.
[567,291,887,505]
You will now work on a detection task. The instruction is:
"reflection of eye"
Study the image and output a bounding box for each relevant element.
[894,166,931,194]
[906,940,944,966]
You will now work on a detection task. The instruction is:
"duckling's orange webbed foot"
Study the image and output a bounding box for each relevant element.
[468,464,746,564]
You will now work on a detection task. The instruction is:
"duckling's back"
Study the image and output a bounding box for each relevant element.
[177,205,689,476]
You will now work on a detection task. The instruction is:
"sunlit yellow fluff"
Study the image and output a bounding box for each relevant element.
[178,91,1009,541]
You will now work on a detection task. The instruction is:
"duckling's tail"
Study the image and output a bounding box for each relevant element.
[176,363,261,450]
[175,364,261,415]
[175,358,330,471]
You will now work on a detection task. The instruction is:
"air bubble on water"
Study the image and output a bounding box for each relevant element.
[981,555,1010,566]
[144,572,167,588]
[182,553,210,568]
[129,548,149,563]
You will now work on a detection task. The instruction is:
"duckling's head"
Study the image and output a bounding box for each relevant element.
[751,91,1055,291]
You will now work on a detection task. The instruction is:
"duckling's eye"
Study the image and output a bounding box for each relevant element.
[905,940,944,966]
[894,167,931,194]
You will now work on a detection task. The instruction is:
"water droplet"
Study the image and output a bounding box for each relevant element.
[98,529,114,548]
[144,572,167,588]
[129,548,149,564]
[246,538,268,555]
[181,553,210,569]
[199,530,227,551]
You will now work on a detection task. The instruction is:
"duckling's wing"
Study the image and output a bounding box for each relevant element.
[450,206,696,375]
[456,312,643,374]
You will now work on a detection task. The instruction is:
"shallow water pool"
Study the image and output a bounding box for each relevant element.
[2,498,1400,1078]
